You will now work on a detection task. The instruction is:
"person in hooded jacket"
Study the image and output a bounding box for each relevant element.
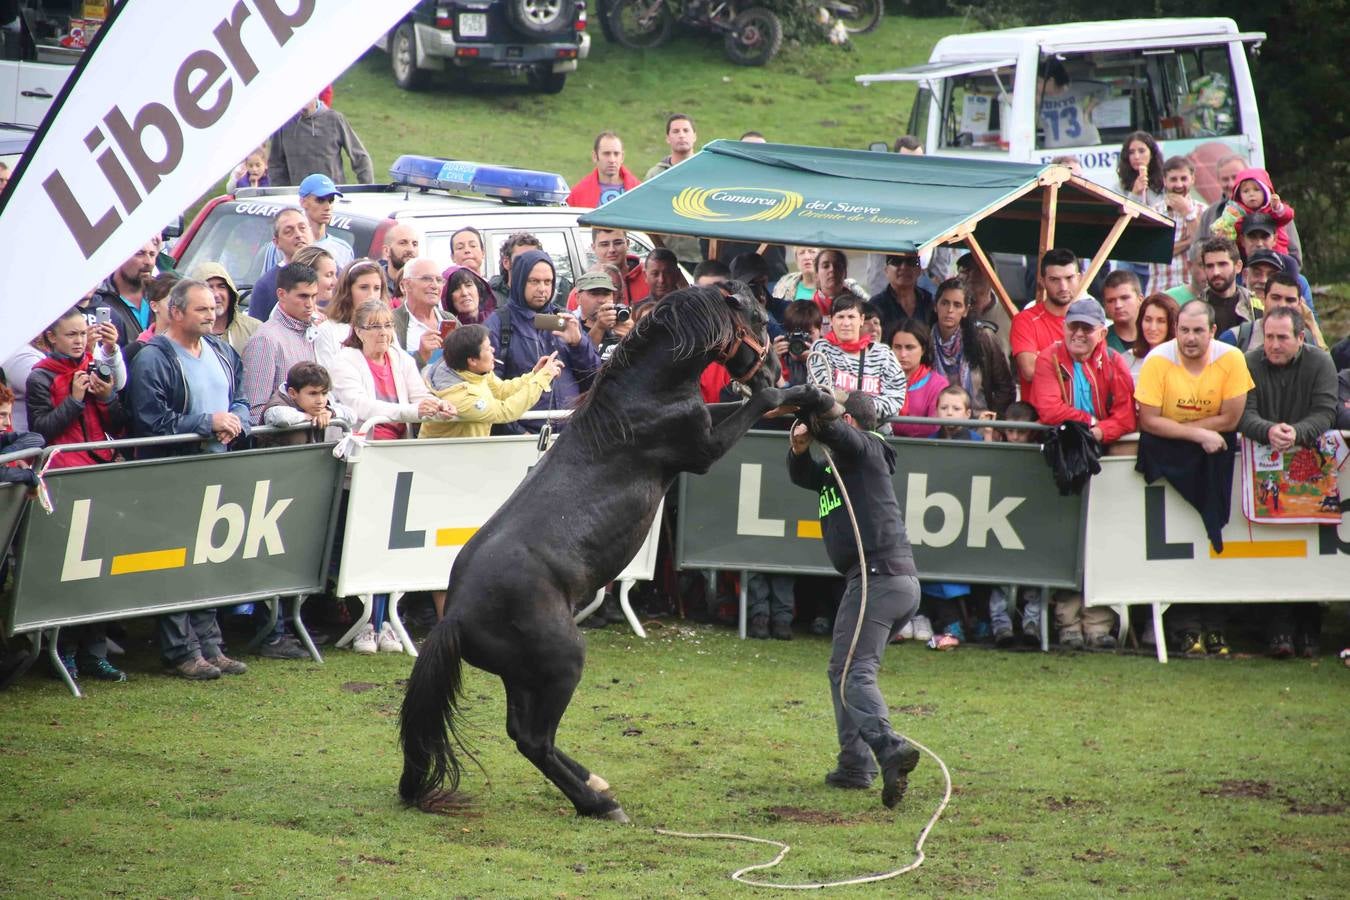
[189,262,260,355]
[484,249,601,434]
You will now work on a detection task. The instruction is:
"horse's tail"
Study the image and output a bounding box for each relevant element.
[398,619,472,807]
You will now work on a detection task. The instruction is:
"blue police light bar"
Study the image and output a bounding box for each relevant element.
[390,155,570,205]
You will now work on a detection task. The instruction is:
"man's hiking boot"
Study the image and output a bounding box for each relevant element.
[880,744,921,809]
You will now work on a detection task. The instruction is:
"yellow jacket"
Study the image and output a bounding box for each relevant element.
[419,367,556,439]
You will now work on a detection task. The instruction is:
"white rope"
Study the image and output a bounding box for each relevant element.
[654,354,953,888]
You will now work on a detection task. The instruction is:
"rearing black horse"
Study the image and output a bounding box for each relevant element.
[398,284,829,822]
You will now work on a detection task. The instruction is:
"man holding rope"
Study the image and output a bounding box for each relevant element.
[788,391,921,808]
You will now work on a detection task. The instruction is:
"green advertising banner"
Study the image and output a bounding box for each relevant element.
[6,445,344,634]
[0,483,28,562]
[677,431,1084,587]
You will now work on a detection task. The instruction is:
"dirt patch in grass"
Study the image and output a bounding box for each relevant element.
[1043,795,1104,812]
[340,682,380,694]
[891,704,937,717]
[1203,779,1273,800]
[762,806,867,825]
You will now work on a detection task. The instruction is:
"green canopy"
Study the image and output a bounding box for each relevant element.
[578,140,1176,264]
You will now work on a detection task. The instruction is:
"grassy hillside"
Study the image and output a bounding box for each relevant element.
[333,15,972,186]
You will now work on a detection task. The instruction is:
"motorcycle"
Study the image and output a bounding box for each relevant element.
[606,0,784,67]
[822,0,883,35]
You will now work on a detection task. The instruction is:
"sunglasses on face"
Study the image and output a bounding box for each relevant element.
[887,257,921,268]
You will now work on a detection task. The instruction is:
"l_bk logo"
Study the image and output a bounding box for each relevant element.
[736,464,1026,549]
[61,480,293,582]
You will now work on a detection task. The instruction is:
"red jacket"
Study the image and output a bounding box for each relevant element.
[1029,340,1136,444]
[566,254,650,309]
[28,353,125,468]
[566,166,641,208]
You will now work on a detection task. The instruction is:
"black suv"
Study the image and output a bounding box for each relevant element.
[379,0,589,95]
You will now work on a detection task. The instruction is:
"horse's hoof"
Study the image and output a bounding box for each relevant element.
[601,806,631,824]
[586,773,611,793]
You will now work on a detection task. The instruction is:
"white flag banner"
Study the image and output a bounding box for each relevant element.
[0,0,417,361]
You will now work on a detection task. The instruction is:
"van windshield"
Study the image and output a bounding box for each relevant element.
[1036,46,1240,150]
[937,66,1017,152]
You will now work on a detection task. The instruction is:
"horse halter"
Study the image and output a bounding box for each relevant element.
[716,286,770,384]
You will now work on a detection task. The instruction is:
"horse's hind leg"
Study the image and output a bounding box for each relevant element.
[504,676,627,821]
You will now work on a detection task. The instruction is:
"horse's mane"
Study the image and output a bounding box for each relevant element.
[568,286,737,452]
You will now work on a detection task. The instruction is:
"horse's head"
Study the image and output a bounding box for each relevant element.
[716,280,780,394]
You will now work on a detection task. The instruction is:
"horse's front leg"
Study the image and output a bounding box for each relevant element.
[704,385,831,457]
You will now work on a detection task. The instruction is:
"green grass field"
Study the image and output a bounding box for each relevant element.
[0,620,1346,897]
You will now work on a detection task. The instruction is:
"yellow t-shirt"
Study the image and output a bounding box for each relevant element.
[1133,339,1254,423]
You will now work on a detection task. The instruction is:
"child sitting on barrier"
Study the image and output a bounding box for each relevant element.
[984,401,1044,646]
[261,361,354,445]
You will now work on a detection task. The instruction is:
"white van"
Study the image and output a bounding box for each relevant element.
[857,18,1265,195]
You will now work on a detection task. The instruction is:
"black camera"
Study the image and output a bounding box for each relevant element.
[88,360,114,382]
[614,304,632,324]
[787,331,812,357]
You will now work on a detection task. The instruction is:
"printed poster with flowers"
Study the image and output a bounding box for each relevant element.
[1240,432,1348,525]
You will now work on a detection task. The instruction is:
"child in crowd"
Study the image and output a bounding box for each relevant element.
[1212,167,1294,255]
[984,401,1044,645]
[918,385,984,650]
[261,361,355,444]
[233,147,269,189]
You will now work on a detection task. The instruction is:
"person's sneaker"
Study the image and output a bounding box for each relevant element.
[810,616,831,636]
[893,620,915,642]
[260,636,310,660]
[377,622,402,653]
[880,744,921,809]
[770,620,793,641]
[601,596,627,625]
[911,615,934,642]
[1059,628,1085,651]
[1087,633,1116,650]
[1179,632,1206,657]
[824,769,872,790]
[172,657,221,681]
[206,654,248,675]
[994,625,1015,647]
[1296,635,1319,659]
[53,652,78,681]
[1204,631,1230,657]
[946,620,966,643]
[748,616,770,640]
[1269,634,1295,659]
[85,657,127,682]
[928,633,959,651]
[352,624,378,654]
[971,620,992,642]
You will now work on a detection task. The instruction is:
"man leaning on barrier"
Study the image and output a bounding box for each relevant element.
[1237,306,1339,659]
[127,279,252,680]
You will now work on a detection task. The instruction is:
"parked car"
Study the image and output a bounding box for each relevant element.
[375,0,590,95]
[171,155,657,305]
[0,121,34,172]
[0,1,92,128]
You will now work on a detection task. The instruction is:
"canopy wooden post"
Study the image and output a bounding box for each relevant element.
[707,239,720,260]
[961,233,1017,319]
[1035,181,1060,304]
[1082,211,1137,289]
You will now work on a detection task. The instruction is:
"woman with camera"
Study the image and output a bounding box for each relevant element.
[25,306,130,683]
[26,307,128,470]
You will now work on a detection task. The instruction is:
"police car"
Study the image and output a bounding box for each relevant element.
[172,155,656,299]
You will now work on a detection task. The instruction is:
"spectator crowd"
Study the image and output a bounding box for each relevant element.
[3,107,1349,689]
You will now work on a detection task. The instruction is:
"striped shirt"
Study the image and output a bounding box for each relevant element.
[241,306,317,423]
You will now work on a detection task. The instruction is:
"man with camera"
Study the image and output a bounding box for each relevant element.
[572,269,633,359]
[485,249,601,434]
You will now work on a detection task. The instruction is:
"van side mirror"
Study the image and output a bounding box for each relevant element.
[867,141,890,153]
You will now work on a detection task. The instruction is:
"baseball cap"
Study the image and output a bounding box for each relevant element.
[574,271,617,293]
[298,173,342,199]
[1245,249,1285,271]
[1064,298,1106,327]
[1242,212,1277,236]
